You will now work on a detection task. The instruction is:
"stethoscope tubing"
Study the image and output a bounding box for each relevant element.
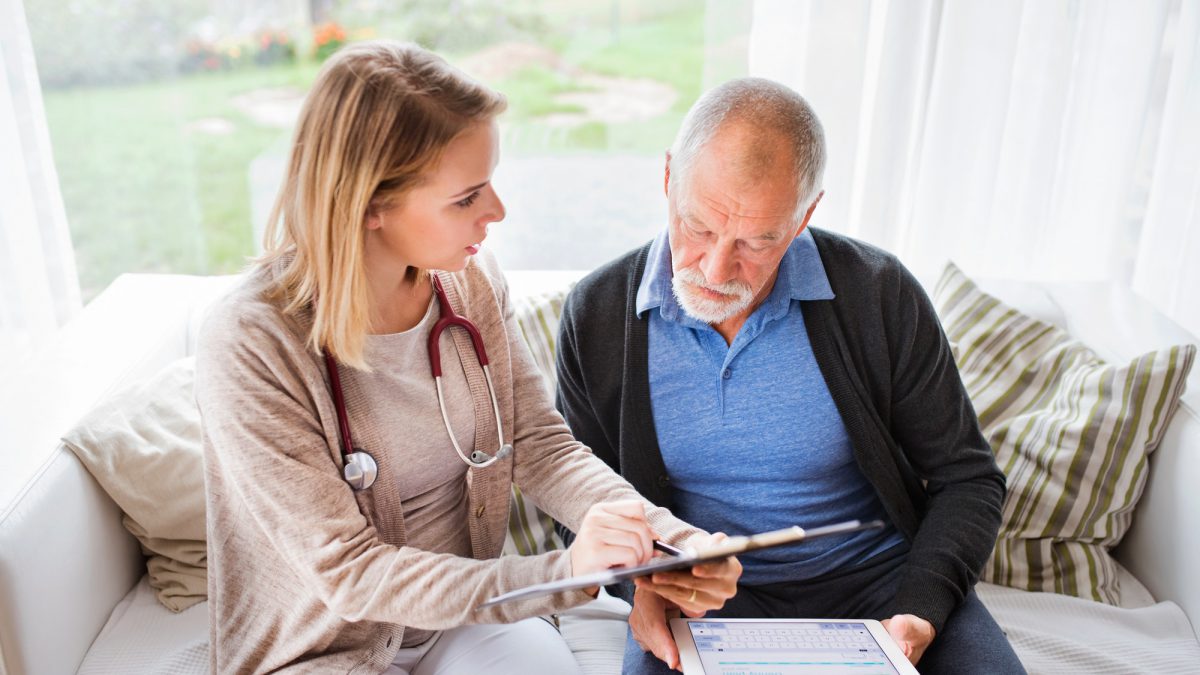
[324,272,510,491]
[323,350,357,456]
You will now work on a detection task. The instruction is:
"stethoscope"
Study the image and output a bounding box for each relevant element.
[324,274,512,491]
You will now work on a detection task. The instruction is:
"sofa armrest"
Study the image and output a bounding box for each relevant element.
[0,448,142,675]
[1115,403,1200,638]
[0,273,238,675]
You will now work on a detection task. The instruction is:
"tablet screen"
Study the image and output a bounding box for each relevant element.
[684,620,901,675]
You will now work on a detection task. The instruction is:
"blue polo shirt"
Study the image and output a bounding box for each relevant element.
[637,229,904,584]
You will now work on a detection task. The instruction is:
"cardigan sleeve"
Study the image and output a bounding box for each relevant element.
[878,264,1006,632]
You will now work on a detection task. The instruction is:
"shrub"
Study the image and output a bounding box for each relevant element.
[313,22,347,61]
[255,31,297,67]
[25,0,208,87]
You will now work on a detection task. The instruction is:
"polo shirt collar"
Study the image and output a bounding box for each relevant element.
[635,227,835,322]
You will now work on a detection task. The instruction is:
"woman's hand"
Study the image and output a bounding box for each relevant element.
[569,500,658,594]
[633,532,741,616]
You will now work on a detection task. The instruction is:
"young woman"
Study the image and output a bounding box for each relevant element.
[195,41,738,674]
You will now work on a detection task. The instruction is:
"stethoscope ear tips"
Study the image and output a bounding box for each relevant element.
[343,450,379,491]
[468,444,513,466]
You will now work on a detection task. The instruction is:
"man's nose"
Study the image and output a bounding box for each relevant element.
[700,244,737,285]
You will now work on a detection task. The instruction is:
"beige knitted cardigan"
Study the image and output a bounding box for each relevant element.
[195,251,701,673]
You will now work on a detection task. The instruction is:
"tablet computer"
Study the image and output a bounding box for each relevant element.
[477,519,884,610]
[670,618,920,675]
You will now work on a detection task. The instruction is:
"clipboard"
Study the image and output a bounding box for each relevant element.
[477,519,884,610]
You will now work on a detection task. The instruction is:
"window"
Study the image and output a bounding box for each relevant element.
[23,0,751,300]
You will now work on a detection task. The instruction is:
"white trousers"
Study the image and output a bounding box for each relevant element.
[384,617,582,675]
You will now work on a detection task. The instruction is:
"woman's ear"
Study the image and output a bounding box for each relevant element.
[364,211,383,230]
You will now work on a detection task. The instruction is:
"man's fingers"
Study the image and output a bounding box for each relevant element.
[881,614,934,665]
[648,621,678,669]
[647,572,736,601]
[690,557,738,577]
[640,578,724,614]
[630,586,682,670]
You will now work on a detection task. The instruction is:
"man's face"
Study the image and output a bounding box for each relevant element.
[666,125,816,325]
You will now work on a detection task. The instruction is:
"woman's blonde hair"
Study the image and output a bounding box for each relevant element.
[260,40,506,369]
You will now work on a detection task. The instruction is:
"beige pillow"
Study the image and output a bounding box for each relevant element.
[63,357,206,612]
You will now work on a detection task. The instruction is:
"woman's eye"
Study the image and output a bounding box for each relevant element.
[454,191,481,209]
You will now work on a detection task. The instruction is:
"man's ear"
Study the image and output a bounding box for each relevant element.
[795,190,825,237]
[664,149,672,197]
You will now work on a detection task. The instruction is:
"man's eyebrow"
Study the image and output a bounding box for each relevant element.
[450,181,488,199]
[678,206,704,225]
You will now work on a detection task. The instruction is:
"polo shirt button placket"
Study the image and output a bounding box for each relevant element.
[722,367,732,380]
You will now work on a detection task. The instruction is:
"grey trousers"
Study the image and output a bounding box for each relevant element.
[623,544,1026,674]
[385,617,581,675]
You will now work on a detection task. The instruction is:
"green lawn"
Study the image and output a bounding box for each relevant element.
[43,63,319,298]
[41,2,711,300]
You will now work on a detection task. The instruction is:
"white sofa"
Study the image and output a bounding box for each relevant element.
[1,271,1198,674]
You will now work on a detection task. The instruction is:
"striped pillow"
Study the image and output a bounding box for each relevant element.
[512,286,573,396]
[934,263,1195,603]
[502,282,576,556]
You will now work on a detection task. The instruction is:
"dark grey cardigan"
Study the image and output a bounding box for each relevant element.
[553,227,1005,633]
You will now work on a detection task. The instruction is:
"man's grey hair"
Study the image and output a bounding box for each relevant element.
[668,77,827,221]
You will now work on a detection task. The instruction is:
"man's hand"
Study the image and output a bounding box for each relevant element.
[629,584,684,671]
[634,532,741,616]
[881,614,936,665]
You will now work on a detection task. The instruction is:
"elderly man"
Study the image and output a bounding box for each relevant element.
[554,78,1024,674]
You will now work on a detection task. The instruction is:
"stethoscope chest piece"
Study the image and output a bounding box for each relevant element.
[343,450,378,491]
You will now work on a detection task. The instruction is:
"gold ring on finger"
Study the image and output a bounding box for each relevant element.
[688,589,697,603]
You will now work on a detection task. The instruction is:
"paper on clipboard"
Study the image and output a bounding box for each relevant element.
[476,519,884,610]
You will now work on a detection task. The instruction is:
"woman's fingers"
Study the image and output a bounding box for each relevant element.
[569,500,659,576]
[589,524,652,566]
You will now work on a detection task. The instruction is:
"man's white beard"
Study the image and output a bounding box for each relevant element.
[671,266,754,324]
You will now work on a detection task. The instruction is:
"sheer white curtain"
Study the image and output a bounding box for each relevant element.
[749,0,1200,335]
[1133,1,1200,338]
[0,0,80,364]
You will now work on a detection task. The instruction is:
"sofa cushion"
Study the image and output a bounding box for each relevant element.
[61,357,206,613]
[76,578,208,675]
[934,263,1196,604]
[975,581,1200,674]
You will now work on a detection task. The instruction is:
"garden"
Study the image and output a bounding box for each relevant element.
[23,0,731,299]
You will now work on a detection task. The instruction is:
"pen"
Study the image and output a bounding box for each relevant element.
[653,540,684,557]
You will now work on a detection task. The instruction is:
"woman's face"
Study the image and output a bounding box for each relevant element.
[366,120,505,273]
